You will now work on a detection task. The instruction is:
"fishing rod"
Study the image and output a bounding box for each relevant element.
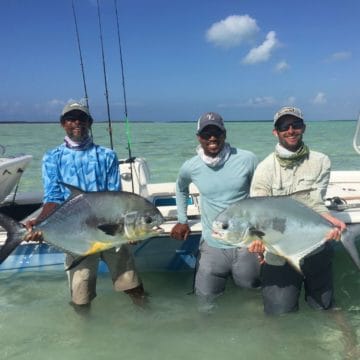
[71,0,89,109]
[96,0,114,150]
[114,0,135,192]
[352,112,360,155]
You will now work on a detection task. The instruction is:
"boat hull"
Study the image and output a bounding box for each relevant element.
[0,155,32,203]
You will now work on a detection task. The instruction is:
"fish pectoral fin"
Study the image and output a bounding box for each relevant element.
[97,223,120,236]
[248,227,265,239]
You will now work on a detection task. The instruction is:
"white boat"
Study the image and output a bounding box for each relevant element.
[1,155,360,273]
[0,145,32,204]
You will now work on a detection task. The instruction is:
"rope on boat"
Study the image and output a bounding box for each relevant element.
[96,0,114,150]
[113,0,135,192]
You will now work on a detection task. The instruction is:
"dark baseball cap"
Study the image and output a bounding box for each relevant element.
[196,112,226,134]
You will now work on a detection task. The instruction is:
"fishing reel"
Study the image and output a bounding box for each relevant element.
[325,197,348,211]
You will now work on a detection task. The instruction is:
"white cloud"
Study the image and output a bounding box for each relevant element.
[245,96,276,107]
[48,99,65,107]
[327,51,351,62]
[275,60,289,73]
[218,96,275,108]
[242,31,279,64]
[313,92,327,104]
[206,15,259,48]
[0,101,22,113]
[285,96,296,105]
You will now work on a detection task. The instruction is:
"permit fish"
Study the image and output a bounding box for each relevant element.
[212,196,360,273]
[0,186,164,269]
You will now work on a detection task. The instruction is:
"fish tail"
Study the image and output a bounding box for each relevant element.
[0,212,25,264]
[340,224,360,271]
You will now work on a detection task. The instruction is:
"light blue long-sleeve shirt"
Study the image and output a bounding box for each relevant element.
[176,147,258,248]
[42,143,120,204]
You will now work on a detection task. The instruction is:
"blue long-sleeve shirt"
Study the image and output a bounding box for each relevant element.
[42,143,120,204]
[176,147,257,248]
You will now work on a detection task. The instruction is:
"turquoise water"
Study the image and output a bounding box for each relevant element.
[0,120,358,192]
[0,121,360,359]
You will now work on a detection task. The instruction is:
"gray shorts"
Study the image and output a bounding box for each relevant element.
[65,245,141,305]
[195,240,261,297]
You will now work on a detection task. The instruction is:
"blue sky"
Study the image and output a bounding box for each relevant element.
[1,0,359,122]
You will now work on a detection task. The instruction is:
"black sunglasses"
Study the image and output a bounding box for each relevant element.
[198,128,224,139]
[276,120,304,132]
[63,115,90,122]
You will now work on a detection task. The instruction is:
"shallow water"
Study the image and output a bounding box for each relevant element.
[1,251,360,360]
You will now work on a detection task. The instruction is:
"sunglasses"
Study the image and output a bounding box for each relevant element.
[63,115,90,122]
[276,120,304,132]
[199,128,224,139]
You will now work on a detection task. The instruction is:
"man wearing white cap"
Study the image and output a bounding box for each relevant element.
[171,112,261,311]
[250,106,346,315]
[26,100,146,312]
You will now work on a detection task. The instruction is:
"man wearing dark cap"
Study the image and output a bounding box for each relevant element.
[250,106,346,315]
[26,100,146,312]
[170,112,261,311]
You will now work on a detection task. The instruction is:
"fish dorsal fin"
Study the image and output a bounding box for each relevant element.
[98,223,122,236]
[59,182,85,197]
[248,227,265,239]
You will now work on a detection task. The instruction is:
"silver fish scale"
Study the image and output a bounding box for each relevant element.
[35,191,164,256]
[213,196,333,271]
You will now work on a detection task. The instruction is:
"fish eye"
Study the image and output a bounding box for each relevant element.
[144,216,153,224]
[222,222,229,230]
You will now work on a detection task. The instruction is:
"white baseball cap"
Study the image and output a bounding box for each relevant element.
[274,106,304,126]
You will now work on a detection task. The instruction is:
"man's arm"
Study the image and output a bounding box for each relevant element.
[250,160,273,197]
[24,202,59,242]
[171,163,192,241]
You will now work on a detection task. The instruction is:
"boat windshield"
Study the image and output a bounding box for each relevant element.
[353,113,360,155]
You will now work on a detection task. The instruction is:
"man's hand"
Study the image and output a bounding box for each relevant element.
[247,239,266,264]
[325,227,342,241]
[322,212,346,242]
[23,219,43,242]
[170,223,191,241]
[21,202,59,243]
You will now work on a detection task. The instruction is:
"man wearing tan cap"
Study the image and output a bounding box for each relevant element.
[250,106,346,315]
[25,100,146,313]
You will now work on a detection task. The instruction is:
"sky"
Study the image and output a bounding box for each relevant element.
[1,0,360,122]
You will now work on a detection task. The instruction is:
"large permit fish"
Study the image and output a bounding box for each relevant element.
[212,196,360,273]
[0,186,164,268]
